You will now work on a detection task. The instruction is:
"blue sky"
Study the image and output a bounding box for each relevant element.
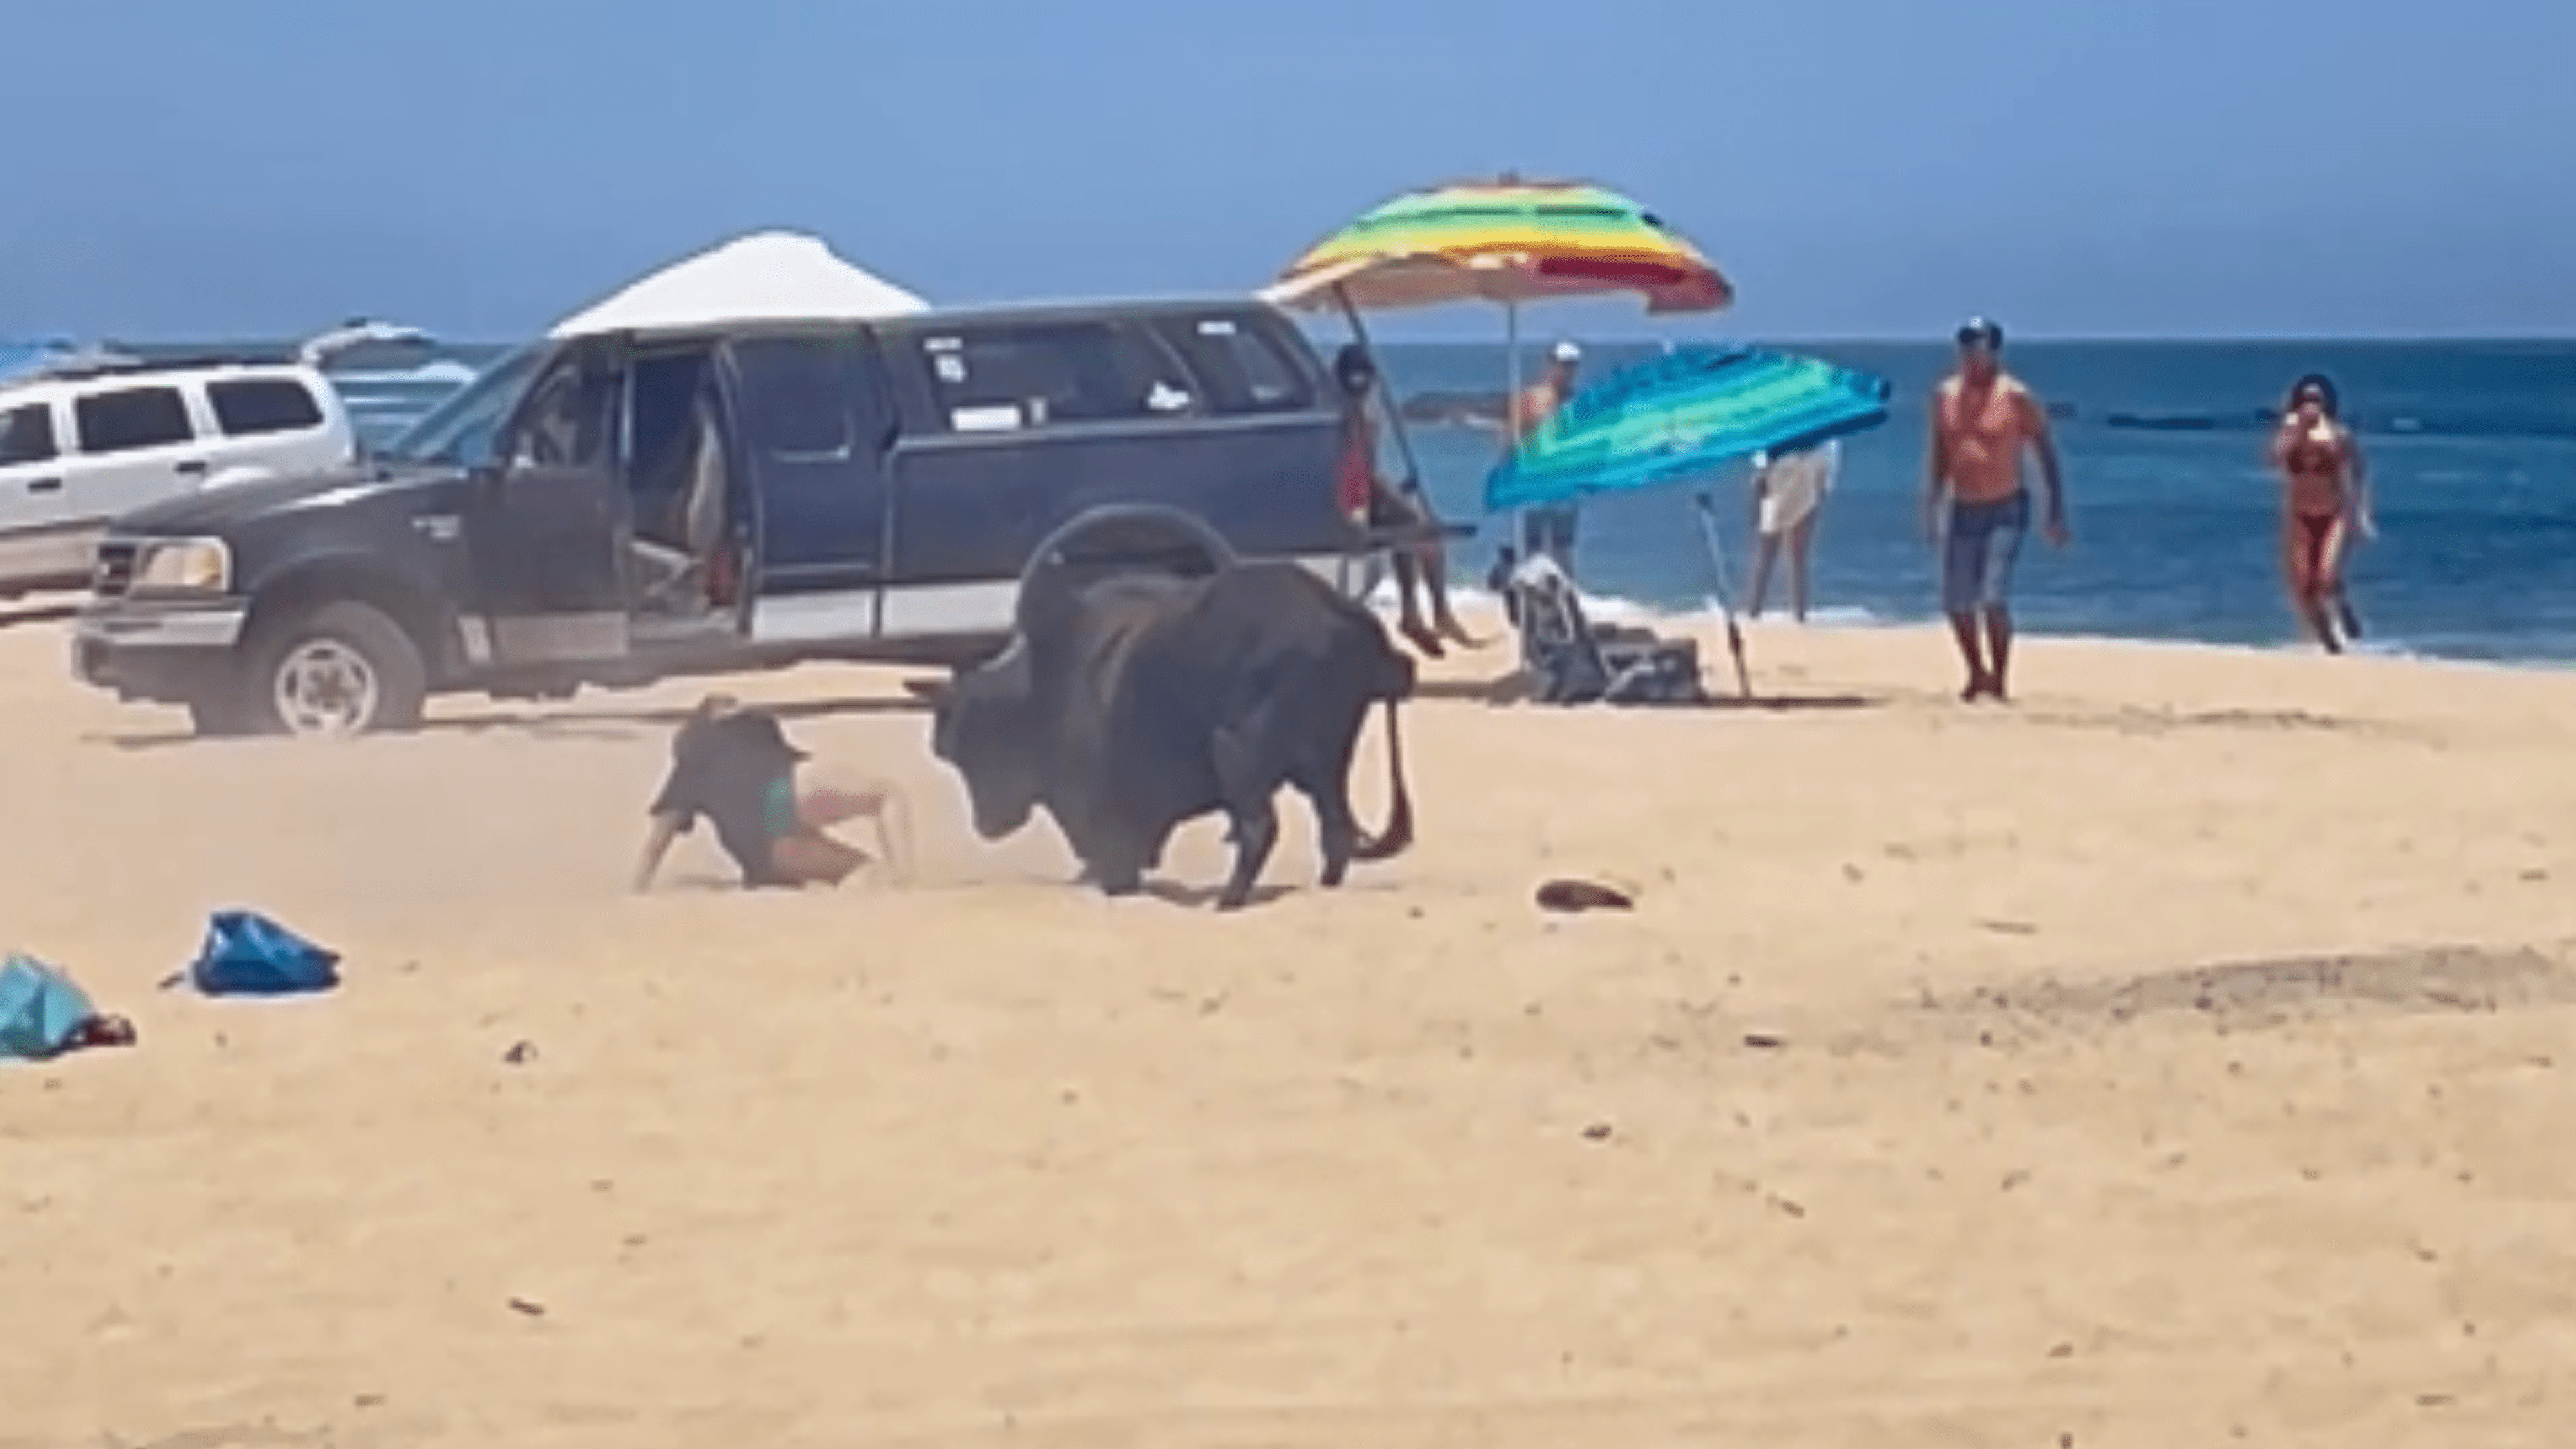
[6,0,2566,341]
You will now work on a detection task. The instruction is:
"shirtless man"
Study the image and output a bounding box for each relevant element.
[1508,340,1584,567]
[1922,317,2069,702]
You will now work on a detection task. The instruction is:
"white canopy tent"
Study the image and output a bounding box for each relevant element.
[547,231,931,340]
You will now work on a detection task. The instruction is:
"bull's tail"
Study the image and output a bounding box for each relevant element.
[1351,649,1417,862]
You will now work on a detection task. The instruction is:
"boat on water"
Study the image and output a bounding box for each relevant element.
[2,319,439,393]
[0,337,142,386]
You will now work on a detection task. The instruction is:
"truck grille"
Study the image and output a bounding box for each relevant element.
[91,540,138,599]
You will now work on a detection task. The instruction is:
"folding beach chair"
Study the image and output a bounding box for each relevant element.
[1497,552,1707,706]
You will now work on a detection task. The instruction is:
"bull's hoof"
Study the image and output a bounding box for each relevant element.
[1213,890,1251,912]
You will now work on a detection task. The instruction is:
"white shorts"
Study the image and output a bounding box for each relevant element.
[1759,480,1821,536]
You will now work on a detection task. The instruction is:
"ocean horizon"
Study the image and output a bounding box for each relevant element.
[35,333,2576,670]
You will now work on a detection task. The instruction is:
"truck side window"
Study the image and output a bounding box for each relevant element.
[919,321,1196,432]
[1154,316,1316,416]
[505,360,617,469]
[386,345,546,465]
[0,402,55,466]
[728,335,873,460]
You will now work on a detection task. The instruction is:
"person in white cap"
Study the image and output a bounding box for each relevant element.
[1745,437,1839,622]
[1506,340,1585,568]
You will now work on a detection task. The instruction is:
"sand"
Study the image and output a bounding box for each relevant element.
[5,600,2575,1448]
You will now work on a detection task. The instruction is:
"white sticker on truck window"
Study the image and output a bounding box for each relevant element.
[951,405,1022,432]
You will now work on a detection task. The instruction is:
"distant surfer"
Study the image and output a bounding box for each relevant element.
[1923,317,2070,702]
[2268,374,2373,652]
[1745,438,1840,623]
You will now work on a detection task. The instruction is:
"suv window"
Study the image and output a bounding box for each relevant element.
[386,343,545,464]
[730,334,878,459]
[208,376,325,437]
[0,402,55,466]
[504,356,618,468]
[1152,316,1315,416]
[74,386,194,455]
[916,320,1198,433]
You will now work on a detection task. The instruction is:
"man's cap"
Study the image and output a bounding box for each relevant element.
[1550,339,1582,362]
[1955,316,2005,349]
[737,710,810,761]
[683,703,808,762]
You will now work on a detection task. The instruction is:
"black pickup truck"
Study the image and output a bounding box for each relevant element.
[71,296,1448,737]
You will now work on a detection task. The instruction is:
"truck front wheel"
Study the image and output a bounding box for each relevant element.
[232,600,430,739]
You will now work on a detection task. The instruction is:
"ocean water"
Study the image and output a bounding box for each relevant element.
[99,335,2576,668]
[1370,339,2576,667]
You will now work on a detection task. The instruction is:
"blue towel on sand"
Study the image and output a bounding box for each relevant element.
[0,952,99,1061]
[189,911,341,997]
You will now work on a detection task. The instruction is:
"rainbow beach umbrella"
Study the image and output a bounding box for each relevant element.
[1264,176,1732,552]
[1263,176,1732,315]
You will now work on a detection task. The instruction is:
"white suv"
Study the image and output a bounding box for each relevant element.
[0,359,358,598]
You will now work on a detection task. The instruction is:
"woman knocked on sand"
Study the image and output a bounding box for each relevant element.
[634,694,911,891]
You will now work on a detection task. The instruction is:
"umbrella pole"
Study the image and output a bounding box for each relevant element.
[1504,299,1524,557]
[1691,490,1756,701]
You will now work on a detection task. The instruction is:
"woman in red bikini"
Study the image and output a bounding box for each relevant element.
[2269,374,2374,652]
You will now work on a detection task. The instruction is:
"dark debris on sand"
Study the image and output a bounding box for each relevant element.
[1906,943,2576,1043]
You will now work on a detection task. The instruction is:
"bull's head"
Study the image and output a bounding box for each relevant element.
[927,636,1047,840]
[923,540,1113,842]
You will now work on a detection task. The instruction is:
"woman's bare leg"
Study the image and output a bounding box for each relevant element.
[633,813,684,893]
[1388,550,1441,656]
[2321,515,2362,640]
[772,831,869,887]
[800,778,912,880]
[1787,515,1818,623]
[865,790,913,882]
[2284,516,2338,652]
[1419,543,1479,646]
[1746,535,1780,619]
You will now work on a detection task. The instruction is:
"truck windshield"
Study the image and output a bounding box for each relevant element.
[379,343,547,464]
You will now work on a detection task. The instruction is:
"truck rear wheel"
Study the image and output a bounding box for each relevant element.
[236,600,429,739]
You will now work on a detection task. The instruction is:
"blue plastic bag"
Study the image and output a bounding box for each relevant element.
[0,952,100,1061]
[189,911,341,997]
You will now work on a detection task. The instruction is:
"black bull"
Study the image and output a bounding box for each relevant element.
[927,560,1417,909]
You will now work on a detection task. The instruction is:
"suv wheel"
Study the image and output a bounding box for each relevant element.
[238,600,429,738]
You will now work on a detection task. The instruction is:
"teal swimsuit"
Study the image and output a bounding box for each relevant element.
[762,774,799,842]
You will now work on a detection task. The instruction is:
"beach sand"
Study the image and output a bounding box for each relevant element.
[6,601,2575,1448]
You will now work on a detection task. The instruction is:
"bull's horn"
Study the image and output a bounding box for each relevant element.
[1014,554,1075,637]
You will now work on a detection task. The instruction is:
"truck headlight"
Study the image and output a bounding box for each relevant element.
[132,539,232,594]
